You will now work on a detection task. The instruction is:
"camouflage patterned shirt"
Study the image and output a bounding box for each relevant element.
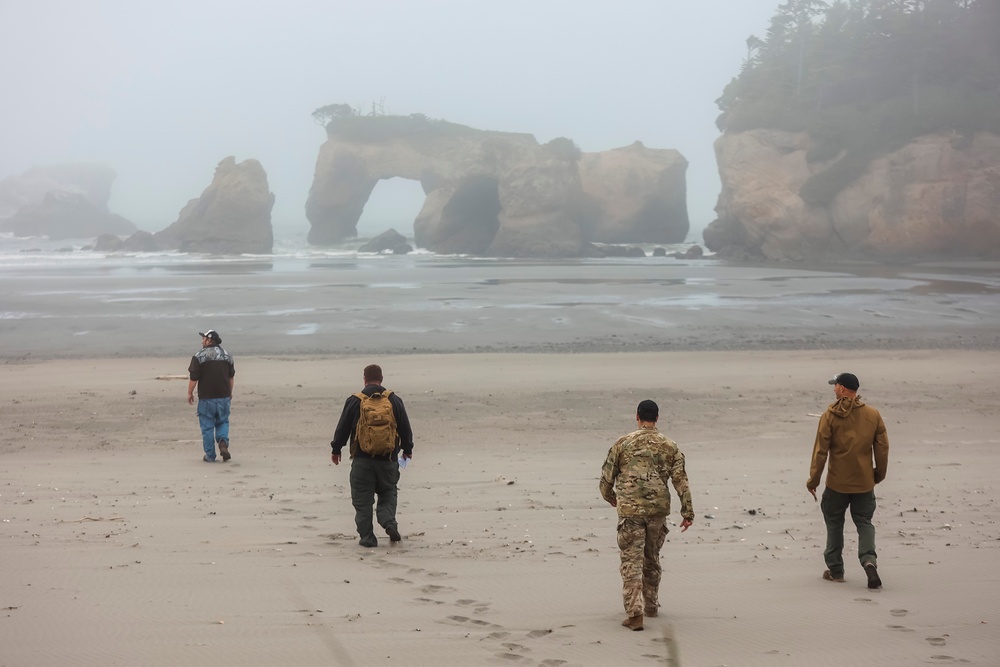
[600,426,694,520]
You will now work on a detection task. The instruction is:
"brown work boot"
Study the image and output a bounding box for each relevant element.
[218,439,231,462]
[644,606,659,617]
[822,569,845,583]
[621,615,644,631]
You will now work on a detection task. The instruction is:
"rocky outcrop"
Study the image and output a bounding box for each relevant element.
[705,130,1000,260]
[0,163,117,220]
[306,118,688,257]
[578,142,688,243]
[156,157,274,254]
[93,233,125,252]
[358,228,412,254]
[0,163,135,239]
[1,190,135,240]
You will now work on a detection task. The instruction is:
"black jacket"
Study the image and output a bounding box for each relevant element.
[330,384,414,459]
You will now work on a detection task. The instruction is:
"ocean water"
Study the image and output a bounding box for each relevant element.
[2,233,999,358]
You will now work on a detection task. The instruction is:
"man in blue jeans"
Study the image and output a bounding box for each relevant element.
[187,329,236,462]
[807,372,889,589]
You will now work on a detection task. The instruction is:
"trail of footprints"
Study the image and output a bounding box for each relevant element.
[849,600,968,664]
[377,557,567,665]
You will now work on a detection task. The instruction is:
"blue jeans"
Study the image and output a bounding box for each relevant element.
[197,397,231,460]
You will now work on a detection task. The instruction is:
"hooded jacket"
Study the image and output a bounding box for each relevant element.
[808,395,889,494]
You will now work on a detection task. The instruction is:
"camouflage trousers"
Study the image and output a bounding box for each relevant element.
[617,515,668,617]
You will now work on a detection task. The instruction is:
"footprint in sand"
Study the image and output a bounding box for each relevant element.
[487,631,511,640]
[501,643,528,652]
[853,598,876,604]
[389,577,412,584]
[445,614,502,629]
[526,629,552,639]
[456,599,492,613]
[421,584,456,594]
[413,597,445,605]
[495,654,529,663]
[926,637,947,646]
[539,660,568,666]
[887,624,914,632]
[890,608,908,617]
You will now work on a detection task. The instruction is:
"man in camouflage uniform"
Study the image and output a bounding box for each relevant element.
[600,399,694,631]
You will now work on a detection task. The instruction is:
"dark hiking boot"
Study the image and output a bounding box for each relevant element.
[218,439,231,461]
[622,615,644,631]
[386,524,402,543]
[865,562,882,589]
[359,535,378,548]
[822,570,845,583]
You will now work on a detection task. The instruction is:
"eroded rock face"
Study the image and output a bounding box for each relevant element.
[306,124,688,257]
[0,163,135,239]
[0,163,117,219]
[705,130,1000,260]
[1,190,135,240]
[578,142,688,244]
[156,157,274,254]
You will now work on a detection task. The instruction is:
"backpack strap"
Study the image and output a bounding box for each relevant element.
[354,390,393,400]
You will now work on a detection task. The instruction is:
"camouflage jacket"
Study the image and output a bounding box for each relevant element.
[600,426,694,520]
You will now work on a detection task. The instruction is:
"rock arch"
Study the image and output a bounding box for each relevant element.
[306,117,688,257]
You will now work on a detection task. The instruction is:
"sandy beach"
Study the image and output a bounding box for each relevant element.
[2,350,998,666]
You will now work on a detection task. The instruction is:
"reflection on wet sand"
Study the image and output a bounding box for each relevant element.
[2,255,998,358]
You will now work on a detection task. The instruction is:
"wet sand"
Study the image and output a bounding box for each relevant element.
[2,257,1000,359]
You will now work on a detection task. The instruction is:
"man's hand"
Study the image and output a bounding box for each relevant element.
[401,452,412,461]
[331,453,341,465]
[607,497,617,508]
[187,394,194,405]
[807,484,817,501]
[680,518,693,532]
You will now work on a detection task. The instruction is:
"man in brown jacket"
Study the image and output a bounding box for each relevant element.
[807,372,889,589]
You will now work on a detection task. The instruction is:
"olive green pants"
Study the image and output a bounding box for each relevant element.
[821,488,877,578]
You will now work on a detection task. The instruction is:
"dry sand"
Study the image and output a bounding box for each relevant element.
[2,350,998,666]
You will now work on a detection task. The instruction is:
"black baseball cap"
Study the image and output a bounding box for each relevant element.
[199,329,222,344]
[828,372,859,391]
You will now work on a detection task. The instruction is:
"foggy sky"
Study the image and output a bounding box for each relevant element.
[0,1,778,239]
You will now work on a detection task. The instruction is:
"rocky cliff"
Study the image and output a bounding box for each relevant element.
[0,163,135,239]
[156,157,274,254]
[306,118,687,257]
[705,130,1000,260]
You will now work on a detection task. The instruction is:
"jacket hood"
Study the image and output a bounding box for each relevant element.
[829,395,866,418]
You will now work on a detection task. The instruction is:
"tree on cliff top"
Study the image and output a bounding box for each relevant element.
[715,0,1000,204]
[312,103,357,127]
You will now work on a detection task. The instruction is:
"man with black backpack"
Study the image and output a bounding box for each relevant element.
[330,364,414,547]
